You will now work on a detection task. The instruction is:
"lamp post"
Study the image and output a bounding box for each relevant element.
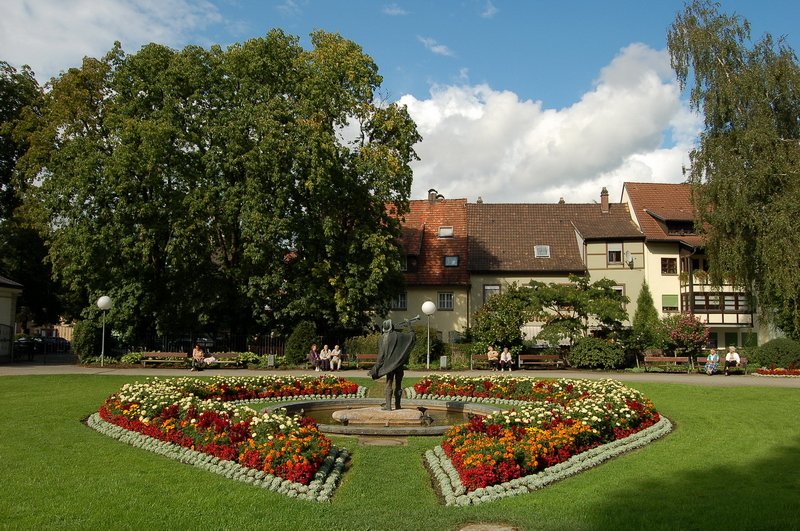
[97,295,113,367]
[421,300,437,370]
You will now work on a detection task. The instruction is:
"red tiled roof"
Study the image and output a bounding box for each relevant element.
[400,198,469,285]
[467,203,643,272]
[624,182,703,247]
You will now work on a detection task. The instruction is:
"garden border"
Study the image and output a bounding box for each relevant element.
[86,412,350,503]
[424,415,673,506]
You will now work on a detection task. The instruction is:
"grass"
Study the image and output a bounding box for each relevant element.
[1,375,798,530]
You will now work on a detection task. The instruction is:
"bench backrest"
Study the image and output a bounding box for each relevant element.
[644,356,690,363]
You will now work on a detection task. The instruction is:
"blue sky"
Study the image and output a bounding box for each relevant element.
[3,0,799,203]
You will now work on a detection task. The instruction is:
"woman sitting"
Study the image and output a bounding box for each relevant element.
[704,348,719,375]
[330,345,342,371]
[499,347,513,372]
[319,344,331,371]
[487,346,500,371]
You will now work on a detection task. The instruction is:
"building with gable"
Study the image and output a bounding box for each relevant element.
[387,188,647,343]
[621,182,757,348]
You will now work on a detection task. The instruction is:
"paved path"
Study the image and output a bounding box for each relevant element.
[1,363,798,388]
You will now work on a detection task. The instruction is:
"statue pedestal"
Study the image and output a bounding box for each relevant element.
[331,407,423,426]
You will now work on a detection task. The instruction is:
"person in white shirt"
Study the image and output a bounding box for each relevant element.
[330,345,342,371]
[499,347,513,372]
[724,345,741,375]
[319,344,331,371]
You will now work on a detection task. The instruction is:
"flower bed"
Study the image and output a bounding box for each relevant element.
[754,368,800,377]
[96,375,363,491]
[411,375,664,497]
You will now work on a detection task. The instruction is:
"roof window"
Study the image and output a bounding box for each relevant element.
[534,245,550,258]
[438,226,454,238]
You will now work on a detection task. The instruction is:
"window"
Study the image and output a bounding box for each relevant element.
[534,245,550,258]
[607,243,622,264]
[483,284,500,303]
[661,257,677,275]
[390,292,407,310]
[437,292,454,310]
[399,254,408,272]
[612,285,626,308]
[438,226,454,238]
[662,294,679,313]
[443,255,459,267]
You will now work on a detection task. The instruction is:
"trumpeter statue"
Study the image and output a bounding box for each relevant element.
[369,317,418,410]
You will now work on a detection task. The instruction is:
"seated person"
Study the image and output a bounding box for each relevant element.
[704,348,719,375]
[499,347,513,372]
[487,346,500,371]
[724,345,741,375]
[308,344,320,371]
[330,345,342,371]
[319,344,331,371]
[191,343,206,371]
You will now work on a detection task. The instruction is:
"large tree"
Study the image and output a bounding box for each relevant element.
[0,61,69,326]
[668,1,800,338]
[17,30,420,342]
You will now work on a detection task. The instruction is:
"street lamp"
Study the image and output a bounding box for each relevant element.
[421,300,437,370]
[97,295,113,367]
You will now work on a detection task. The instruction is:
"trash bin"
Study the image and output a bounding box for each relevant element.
[267,354,276,368]
[439,355,448,369]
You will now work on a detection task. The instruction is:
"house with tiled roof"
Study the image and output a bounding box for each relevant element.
[0,275,23,362]
[467,188,646,339]
[386,190,470,342]
[621,182,757,348]
[388,188,647,343]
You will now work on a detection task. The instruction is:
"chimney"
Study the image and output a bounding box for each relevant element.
[428,188,438,203]
[600,187,609,213]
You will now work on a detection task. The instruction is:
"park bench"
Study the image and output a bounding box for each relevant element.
[693,354,748,374]
[518,354,564,369]
[643,355,692,373]
[141,352,189,368]
[208,352,243,368]
[469,353,489,370]
[355,353,378,368]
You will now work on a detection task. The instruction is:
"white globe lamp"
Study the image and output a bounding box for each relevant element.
[421,301,437,369]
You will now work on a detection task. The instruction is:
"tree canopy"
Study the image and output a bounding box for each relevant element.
[668,1,800,338]
[470,276,629,350]
[15,30,420,342]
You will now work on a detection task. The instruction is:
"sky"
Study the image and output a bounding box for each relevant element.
[3,0,800,204]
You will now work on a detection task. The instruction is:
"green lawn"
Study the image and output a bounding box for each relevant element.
[1,375,798,530]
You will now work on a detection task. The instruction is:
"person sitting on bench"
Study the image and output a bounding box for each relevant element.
[724,345,740,375]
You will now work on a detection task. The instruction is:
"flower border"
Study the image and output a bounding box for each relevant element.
[87,395,357,503]
[424,415,672,506]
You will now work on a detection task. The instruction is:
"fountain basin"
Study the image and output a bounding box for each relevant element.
[267,398,501,436]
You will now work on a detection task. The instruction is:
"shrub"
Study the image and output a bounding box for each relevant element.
[662,313,708,357]
[567,337,625,369]
[751,338,800,368]
[284,321,318,365]
[72,320,101,361]
[120,352,143,364]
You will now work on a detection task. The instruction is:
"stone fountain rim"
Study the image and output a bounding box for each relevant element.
[266,398,501,436]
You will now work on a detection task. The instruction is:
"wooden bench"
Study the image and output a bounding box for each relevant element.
[518,354,564,369]
[355,353,378,368]
[141,352,189,367]
[206,352,242,368]
[470,354,489,370]
[643,355,691,373]
[694,355,748,374]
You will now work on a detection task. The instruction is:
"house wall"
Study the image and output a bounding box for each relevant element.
[386,286,470,343]
[642,241,682,319]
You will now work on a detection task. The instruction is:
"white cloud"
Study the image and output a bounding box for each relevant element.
[383,3,408,16]
[398,44,701,204]
[481,0,498,19]
[417,36,455,57]
[0,0,222,83]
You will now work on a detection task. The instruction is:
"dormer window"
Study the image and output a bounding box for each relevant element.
[399,254,408,272]
[534,245,550,258]
[438,226,454,238]
[444,255,459,267]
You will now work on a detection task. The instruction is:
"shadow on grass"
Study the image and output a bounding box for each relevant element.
[581,434,800,530]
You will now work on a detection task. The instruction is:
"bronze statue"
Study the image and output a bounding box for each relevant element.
[369,318,417,410]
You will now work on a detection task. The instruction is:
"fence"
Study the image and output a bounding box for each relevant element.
[133,334,285,357]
